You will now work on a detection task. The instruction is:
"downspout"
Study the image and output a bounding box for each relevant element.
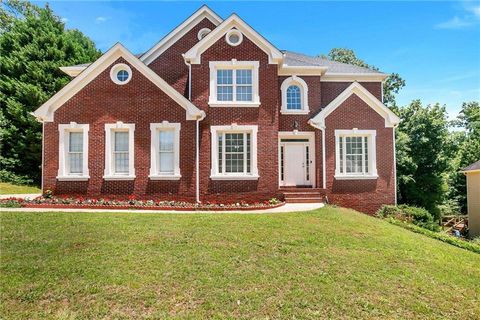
[184,56,201,203]
[41,121,45,193]
[393,125,397,205]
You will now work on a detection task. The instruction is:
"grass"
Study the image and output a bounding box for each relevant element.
[1,207,479,319]
[0,182,40,195]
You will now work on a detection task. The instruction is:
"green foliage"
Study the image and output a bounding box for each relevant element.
[395,101,450,218]
[384,217,480,254]
[377,204,440,231]
[0,0,100,184]
[320,48,405,106]
[0,199,22,208]
[447,101,480,213]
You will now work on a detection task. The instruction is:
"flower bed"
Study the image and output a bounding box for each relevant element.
[0,196,284,211]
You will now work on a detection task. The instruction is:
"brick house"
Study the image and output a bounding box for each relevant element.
[33,6,400,213]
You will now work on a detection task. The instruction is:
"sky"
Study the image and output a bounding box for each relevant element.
[37,1,480,119]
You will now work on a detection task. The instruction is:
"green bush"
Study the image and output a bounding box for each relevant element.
[385,218,480,254]
[377,205,440,231]
[0,199,22,208]
[0,170,34,186]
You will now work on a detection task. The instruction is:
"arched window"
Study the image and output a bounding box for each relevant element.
[286,85,301,110]
[281,76,309,114]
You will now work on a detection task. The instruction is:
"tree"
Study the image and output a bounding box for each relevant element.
[395,100,450,218]
[0,0,101,184]
[320,48,405,106]
[448,101,480,213]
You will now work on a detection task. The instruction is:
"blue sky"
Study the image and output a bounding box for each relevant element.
[39,1,480,119]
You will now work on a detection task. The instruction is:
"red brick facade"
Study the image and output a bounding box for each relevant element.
[39,10,396,213]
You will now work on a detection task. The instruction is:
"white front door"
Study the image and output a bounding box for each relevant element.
[283,143,310,186]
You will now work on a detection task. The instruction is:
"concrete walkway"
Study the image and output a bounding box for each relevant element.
[0,193,41,200]
[0,202,324,214]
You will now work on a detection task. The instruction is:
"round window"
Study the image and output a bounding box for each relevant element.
[117,70,129,82]
[197,28,211,40]
[225,29,243,46]
[110,64,132,85]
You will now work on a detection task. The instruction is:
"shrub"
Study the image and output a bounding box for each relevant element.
[0,170,34,186]
[0,199,22,208]
[377,205,440,231]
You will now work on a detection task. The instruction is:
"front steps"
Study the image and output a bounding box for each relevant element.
[280,187,324,204]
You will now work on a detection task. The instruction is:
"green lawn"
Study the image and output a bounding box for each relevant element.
[0,182,40,195]
[1,207,479,319]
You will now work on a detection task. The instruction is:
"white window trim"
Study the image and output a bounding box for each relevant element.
[208,60,260,108]
[110,63,132,85]
[57,123,90,181]
[210,124,259,180]
[334,129,378,180]
[280,76,310,115]
[149,122,181,180]
[104,122,135,180]
[197,27,211,40]
[225,29,243,46]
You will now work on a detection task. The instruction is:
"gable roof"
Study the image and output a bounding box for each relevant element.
[462,160,480,173]
[140,5,223,65]
[33,43,205,122]
[308,82,400,129]
[183,14,284,65]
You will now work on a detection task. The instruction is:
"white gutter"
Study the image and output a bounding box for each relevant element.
[184,57,201,203]
[393,126,397,205]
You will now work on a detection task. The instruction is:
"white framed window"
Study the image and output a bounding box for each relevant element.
[210,125,259,180]
[280,76,309,114]
[197,27,211,40]
[225,29,243,46]
[104,122,135,180]
[57,123,89,181]
[149,122,181,180]
[335,129,378,180]
[209,60,260,107]
[110,63,132,85]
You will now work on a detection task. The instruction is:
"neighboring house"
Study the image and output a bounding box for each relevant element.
[33,6,400,214]
[462,160,480,238]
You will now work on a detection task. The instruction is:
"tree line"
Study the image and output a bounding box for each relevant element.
[1,1,479,217]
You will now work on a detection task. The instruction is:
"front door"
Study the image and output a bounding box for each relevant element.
[282,143,311,186]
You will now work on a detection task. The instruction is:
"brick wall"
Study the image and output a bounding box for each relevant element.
[43,57,197,201]
[323,94,395,214]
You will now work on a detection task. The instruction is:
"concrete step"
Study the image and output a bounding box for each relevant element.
[284,197,323,203]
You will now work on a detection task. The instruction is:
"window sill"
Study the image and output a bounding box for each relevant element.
[280,110,310,115]
[103,175,136,181]
[334,174,378,180]
[57,175,90,181]
[149,174,182,181]
[209,101,260,108]
[210,174,260,181]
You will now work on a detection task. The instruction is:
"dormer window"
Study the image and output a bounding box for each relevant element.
[281,76,309,114]
[209,61,260,107]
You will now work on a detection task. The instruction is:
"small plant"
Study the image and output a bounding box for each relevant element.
[269,198,280,205]
[0,198,22,208]
[43,189,53,199]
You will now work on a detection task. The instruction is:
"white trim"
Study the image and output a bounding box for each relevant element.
[278,66,328,76]
[109,63,132,85]
[208,60,260,107]
[210,124,259,180]
[278,131,316,188]
[140,5,223,65]
[309,82,400,129]
[321,73,388,82]
[57,123,90,181]
[322,129,326,189]
[59,66,87,77]
[149,122,181,180]
[197,27,212,40]
[280,76,310,114]
[195,119,200,203]
[104,122,135,180]
[184,14,283,65]
[33,43,205,122]
[225,29,243,46]
[334,129,378,180]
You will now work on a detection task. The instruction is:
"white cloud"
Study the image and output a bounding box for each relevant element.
[61,17,69,23]
[435,16,472,29]
[466,5,480,17]
[95,16,108,24]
